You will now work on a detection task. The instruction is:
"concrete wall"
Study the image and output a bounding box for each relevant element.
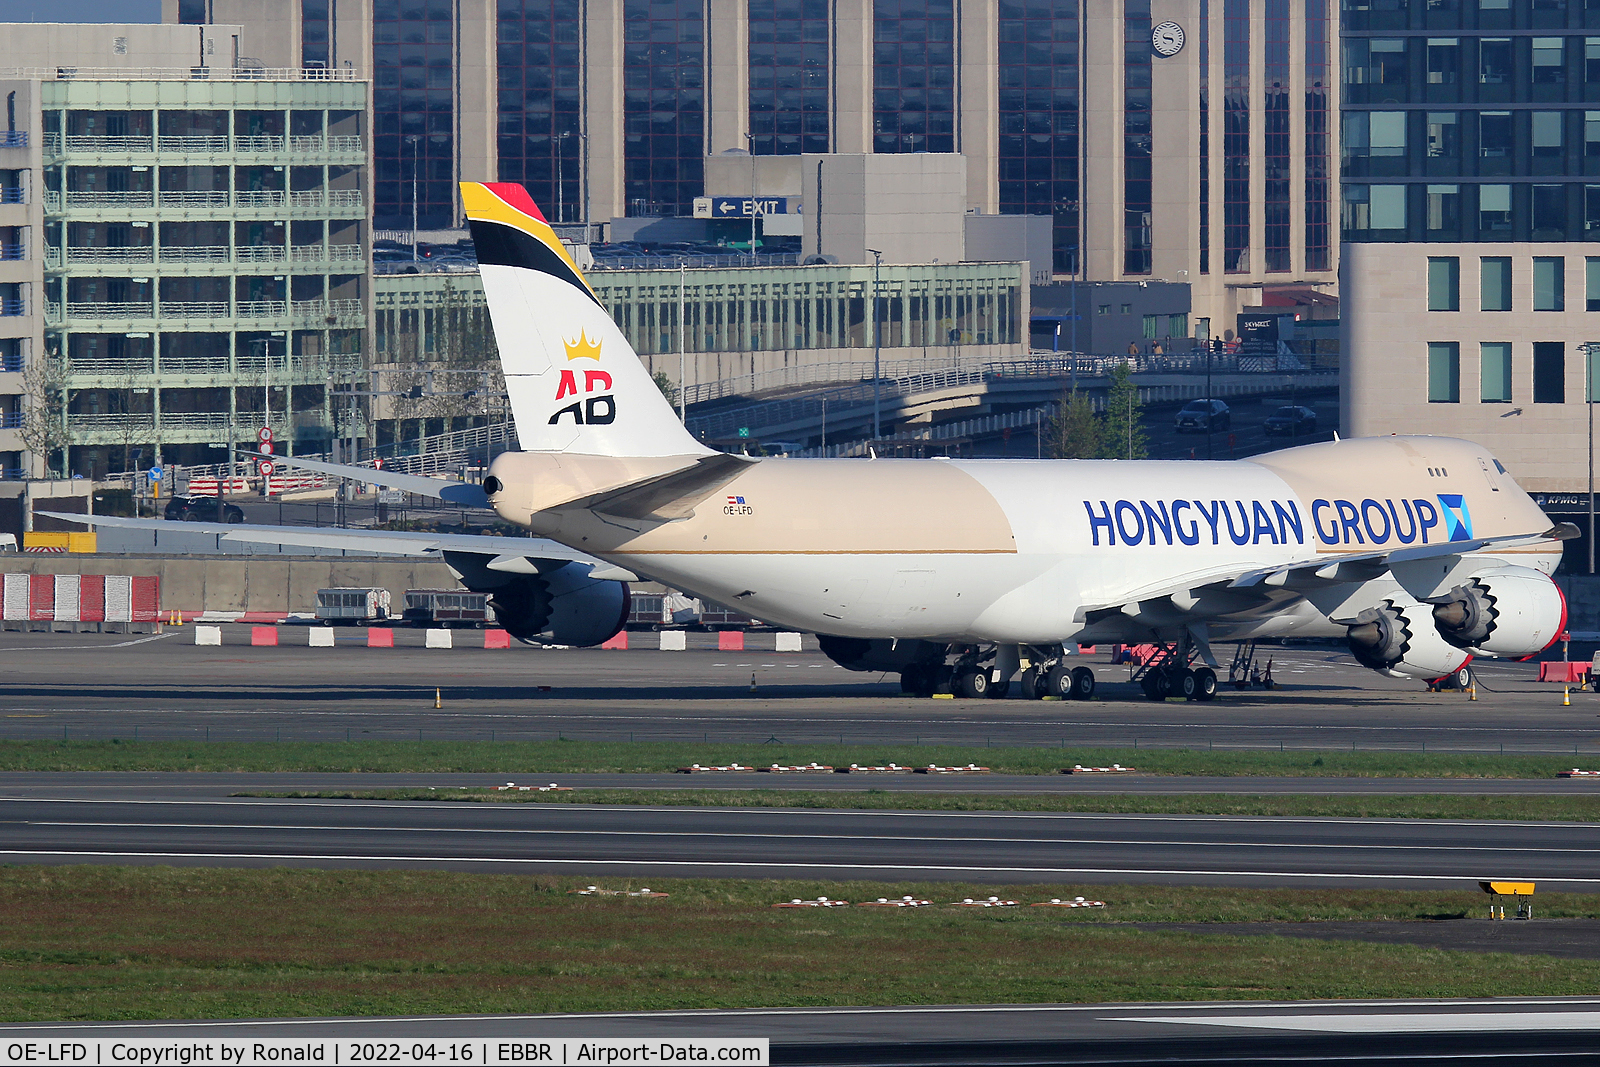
[2,22,238,69]
[966,215,1054,285]
[1,554,458,613]
[800,153,966,266]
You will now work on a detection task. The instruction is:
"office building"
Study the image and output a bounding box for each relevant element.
[175,0,1337,337]
[1340,0,1600,497]
[0,22,372,479]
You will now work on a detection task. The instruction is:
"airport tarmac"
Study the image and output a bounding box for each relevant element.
[0,997,1596,1065]
[0,631,1595,754]
[1,793,1595,889]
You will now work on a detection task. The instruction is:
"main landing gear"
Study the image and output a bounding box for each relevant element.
[900,645,1097,700]
[1131,634,1219,702]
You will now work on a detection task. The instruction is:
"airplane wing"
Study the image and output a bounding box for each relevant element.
[36,511,602,568]
[272,455,490,509]
[1079,522,1577,617]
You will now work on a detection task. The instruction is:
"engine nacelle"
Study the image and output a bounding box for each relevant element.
[457,563,628,647]
[1347,599,1471,680]
[1430,567,1566,658]
[818,635,947,673]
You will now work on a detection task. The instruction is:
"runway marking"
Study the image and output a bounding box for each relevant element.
[1,847,1599,884]
[1119,1011,1600,1033]
[21,819,1600,856]
[0,634,171,653]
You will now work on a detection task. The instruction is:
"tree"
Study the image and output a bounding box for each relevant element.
[19,343,69,477]
[389,279,503,427]
[652,369,679,409]
[1098,361,1148,460]
[1046,389,1100,459]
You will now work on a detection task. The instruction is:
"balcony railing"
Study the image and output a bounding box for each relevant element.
[0,131,27,148]
[158,245,229,262]
[45,133,366,156]
[236,245,287,263]
[65,301,150,319]
[0,298,25,316]
[0,187,23,203]
[0,354,22,372]
[59,246,153,263]
[0,412,25,429]
[160,301,230,319]
[50,243,364,267]
[43,188,366,213]
[0,243,24,260]
[53,297,364,323]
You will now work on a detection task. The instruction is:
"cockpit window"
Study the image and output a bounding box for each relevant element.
[1493,459,1508,474]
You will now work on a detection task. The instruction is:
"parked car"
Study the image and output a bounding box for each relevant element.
[1174,399,1231,433]
[164,496,245,523]
[1263,404,1318,437]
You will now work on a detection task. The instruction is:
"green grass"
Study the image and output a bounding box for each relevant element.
[0,739,1592,777]
[1,866,1598,1021]
[244,788,1600,823]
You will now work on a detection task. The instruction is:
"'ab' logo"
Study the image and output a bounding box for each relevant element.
[1437,493,1473,542]
[549,331,616,425]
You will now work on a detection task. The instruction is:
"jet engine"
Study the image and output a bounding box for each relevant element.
[476,564,629,647]
[818,635,946,673]
[1346,599,1471,680]
[1430,566,1566,658]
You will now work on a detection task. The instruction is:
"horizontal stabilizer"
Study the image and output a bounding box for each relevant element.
[277,455,489,509]
[575,452,758,520]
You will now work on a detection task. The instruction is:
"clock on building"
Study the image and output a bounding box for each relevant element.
[1152,21,1185,57]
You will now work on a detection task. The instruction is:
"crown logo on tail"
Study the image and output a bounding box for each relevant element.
[564,332,603,361]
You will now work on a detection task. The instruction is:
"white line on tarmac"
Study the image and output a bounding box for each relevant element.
[0,847,1598,883]
[1117,1011,1600,1033]
[0,634,171,653]
[21,818,1600,855]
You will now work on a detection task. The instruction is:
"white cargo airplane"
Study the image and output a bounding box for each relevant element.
[61,182,1575,702]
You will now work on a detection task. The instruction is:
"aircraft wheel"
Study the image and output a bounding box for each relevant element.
[955,669,989,699]
[1177,669,1201,700]
[1141,671,1171,701]
[1192,667,1219,701]
[1045,666,1074,699]
[1069,666,1096,700]
[1449,665,1473,691]
[987,676,1011,699]
[899,666,921,695]
[1020,667,1047,700]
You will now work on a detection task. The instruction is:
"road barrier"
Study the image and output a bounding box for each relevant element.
[760,763,834,773]
[1064,764,1138,774]
[917,763,991,774]
[774,897,850,908]
[845,763,912,774]
[367,628,394,648]
[2,573,157,625]
[858,897,934,907]
[660,630,687,651]
[718,631,744,651]
[677,763,757,773]
[250,626,277,647]
[424,628,452,649]
[1031,898,1107,908]
[600,631,628,649]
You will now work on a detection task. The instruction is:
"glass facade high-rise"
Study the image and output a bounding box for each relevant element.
[371,0,455,231]
[748,0,830,156]
[997,1,1079,274]
[496,1,584,223]
[1123,0,1153,275]
[872,0,956,154]
[1342,0,1600,244]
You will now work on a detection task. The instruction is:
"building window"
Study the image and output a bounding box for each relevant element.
[1478,111,1512,174]
[749,0,829,156]
[1589,344,1600,402]
[1304,0,1330,271]
[1587,186,1600,239]
[1200,0,1211,274]
[1096,304,1110,315]
[623,0,705,218]
[1344,37,1406,104]
[1142,314,1159,339]
[1481,342,1512,402]
[873,0,957,154]
[1534,257,1566,311]
[497,0,585,224]
[1427,184,1460,237]
[1532,38,1565,91]
[1120,303,1132,314]
[1342,111,1405,176]
[1588,38,1600,85]
[1478,38,1513,96]
[1426,38,1458,92]
[1168,313,1188,337]
[1263,0,1290,272]
[1478,184,1512,233]
[1223,0,1250,273]
[1428,341,1460,403]
[1426,112,1458,168]
[1124,0,1153,274]
[1342,183,1405,235]
[1532,112,1564,176]
[1481,256,1512,310]
[998,1,1080,274]
[1428,257,1460,311]
[1533,185,1567,240]
[1588,257,1600,311]
[301,0,331,68]
[372,0,456,231]
[1533,341,1566,403]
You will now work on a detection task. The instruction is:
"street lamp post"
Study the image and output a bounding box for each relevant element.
[867,248,883,441]
[678,262,687,423]
[406,135,420,261]
[1587,342,1596,574]
[743,132,757,258]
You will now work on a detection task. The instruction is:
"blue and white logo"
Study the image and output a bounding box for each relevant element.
[1436,493,1474,542]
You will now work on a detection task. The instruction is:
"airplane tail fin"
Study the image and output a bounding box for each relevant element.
[461,181,711,459]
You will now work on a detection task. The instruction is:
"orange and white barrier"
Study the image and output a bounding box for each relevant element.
[1064,764,1137,774]
[494,782,572,792]
[774,897,849,908]
[1559,769,1600,777]
[916,764,990,774]
[844,763,912,774]
[1030,897,1106,908]
[951,897,1019,907]
[2,573,157,623]
[186,477,251,497]
[676,763,756,773]
[759,763,834,773]
[570,885,668,897]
